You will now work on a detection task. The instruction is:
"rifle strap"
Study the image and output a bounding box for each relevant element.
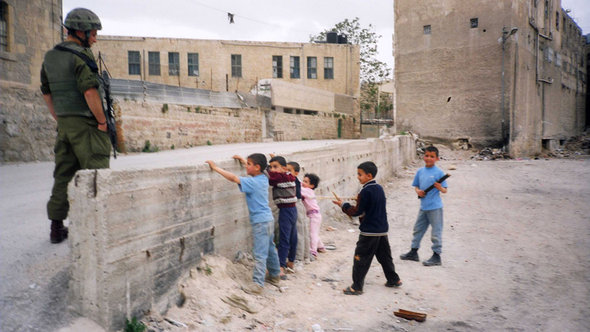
[54,44,98,73]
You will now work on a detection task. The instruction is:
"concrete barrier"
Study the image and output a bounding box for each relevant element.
[67,136,416,330]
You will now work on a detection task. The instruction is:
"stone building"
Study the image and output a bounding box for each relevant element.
[0,0,62,162]
[0,1,362,162]
[394,0,587,156]
[94,36,360,97]
[93,36,361,151]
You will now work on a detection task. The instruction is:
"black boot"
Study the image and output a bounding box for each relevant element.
[400,248,419,261]
[50,220,68,244]
[423,252,441,266]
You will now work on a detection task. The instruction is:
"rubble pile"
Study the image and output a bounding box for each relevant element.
[543,133,590,158]
[471,147,511,161]
[564,134,590,155]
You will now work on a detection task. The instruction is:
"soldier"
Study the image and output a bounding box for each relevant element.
[40,8,111,243]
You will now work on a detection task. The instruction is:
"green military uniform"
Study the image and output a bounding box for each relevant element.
[41,8,110,230]
[41,42,111,221]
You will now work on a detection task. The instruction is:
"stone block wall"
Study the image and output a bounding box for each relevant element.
[118,100,264,151]
[116,99,358,152]
[67,136,416,330]
[0,83,56,161]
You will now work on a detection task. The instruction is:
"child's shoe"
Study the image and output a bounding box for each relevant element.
[400,248,419,261]
[242,282,264,295]
[423,252,441,266]
[265,275,281,287]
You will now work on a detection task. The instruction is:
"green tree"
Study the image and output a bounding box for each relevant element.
[310,18,391,116]
[310,17,390,84]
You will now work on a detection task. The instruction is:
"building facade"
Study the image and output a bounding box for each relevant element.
[0,0,63,162]
[394,0,587,156]
[94,36,360,98]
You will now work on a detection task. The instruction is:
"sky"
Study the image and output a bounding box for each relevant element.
[63,0,590,73]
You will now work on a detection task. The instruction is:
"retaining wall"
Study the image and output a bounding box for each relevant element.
[67,136,416,330]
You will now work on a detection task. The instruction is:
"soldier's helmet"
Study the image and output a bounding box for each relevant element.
[64,8,102,31]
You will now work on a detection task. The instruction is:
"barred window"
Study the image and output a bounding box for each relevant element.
[148,51,160,76]
[470,18,478,28]
[231,54,242,77]
[168,52,179,76]
[307,56,317,79]
[272,55,283,78]
[0,1,8,52]
[188,53,199,76]
[128,51,141,75]
[324,57,334,79]
[423,25,431,35]
[290,56,300,79]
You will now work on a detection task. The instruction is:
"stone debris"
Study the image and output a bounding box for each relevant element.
[471,147,511,160]
[544,133,590,158]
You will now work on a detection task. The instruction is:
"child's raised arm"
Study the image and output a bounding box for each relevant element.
[206,160,240,184]
[232,155,247,166]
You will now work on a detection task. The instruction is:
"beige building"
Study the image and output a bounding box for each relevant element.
[394,0,587,156]
[0,0,63,162]
[94,36,360,98]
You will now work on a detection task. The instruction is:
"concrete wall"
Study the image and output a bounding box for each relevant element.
[67,136,416,331]
[94,36,361,97]
[0,0,62,162]
[393,0,587,156]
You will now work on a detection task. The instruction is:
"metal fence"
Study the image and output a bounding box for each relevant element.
[110,79,244,108]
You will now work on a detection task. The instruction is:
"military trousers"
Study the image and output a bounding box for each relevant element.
[47,116,110,221]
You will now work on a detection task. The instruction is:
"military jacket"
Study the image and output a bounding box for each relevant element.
[40,41,100,117]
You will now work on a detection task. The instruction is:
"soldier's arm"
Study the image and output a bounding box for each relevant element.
[83,88,107,132]
[42,94,58,122]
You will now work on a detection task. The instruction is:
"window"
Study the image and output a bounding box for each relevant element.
[128,51,140,75]
[470,18,478,28]
[168,52,179,76]
[231,54,242,77]
[423,25,431,35]
[307,56,317,79]
[148,51,160,76]
[556,11,559,30]
[272,55,283,78]
[187,53,199,76]
[324,57,334,79]
[290,56,300,79]
[0,1,8,52]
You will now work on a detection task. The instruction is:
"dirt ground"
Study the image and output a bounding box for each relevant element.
[141,147,590,332]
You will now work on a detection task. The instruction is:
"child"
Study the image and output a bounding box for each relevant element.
[267,156,298,277]
[333,161,402,295]
[400,146,448,266]
[206,154,281,295]
[287,161,311,263]
[301,173,325,258]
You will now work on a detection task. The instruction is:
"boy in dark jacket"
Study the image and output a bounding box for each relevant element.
[333,161,402,295]
[268,156,298,277]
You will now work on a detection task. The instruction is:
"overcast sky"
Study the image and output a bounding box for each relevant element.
[63,0,590,72]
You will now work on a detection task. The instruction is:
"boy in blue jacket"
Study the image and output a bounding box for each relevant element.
[333,161,402,295]
[400,145,448,266]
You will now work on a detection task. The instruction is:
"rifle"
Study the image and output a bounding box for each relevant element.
[97,52,118,158]
[418,173,450,199]
[54,45,118,158]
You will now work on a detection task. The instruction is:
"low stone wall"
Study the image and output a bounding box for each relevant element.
[117,99,359,152]
[0,83,56,162]
[67,136,415,330]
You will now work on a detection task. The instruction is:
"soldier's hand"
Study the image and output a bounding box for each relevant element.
[98,123,108,132]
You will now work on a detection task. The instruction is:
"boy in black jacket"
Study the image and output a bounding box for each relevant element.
[333,161,402,295]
